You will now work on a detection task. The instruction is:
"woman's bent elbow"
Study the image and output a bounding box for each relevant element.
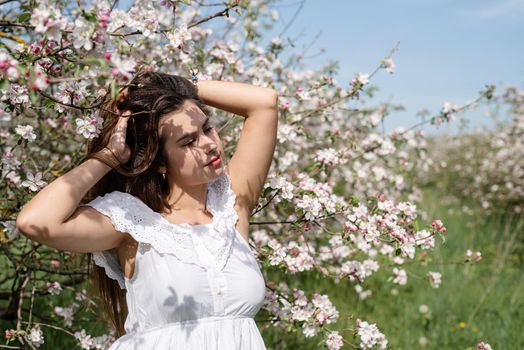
[15,215,31,236]
[15,215,52,240]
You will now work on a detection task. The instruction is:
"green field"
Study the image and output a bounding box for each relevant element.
[260,188,524,349]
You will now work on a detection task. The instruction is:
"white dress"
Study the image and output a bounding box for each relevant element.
[81,172,267,349]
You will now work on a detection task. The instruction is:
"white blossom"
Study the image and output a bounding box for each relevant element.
[21,172,47,192]
[392,267,407,285]
[26,324,45,347]
[74,329,95,349]
[72,17,95,51]
[167,23,192,48]
[427,271,442,288]
[75,114,103,139]
[325,330,344,350]
[356,320,388,350]
[54,302,79,326]
[30,2,67,42]
[46,281,63,295]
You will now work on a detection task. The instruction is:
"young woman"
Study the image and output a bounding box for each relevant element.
[16,71,278,349]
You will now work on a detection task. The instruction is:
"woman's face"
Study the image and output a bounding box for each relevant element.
[158,99,225,187]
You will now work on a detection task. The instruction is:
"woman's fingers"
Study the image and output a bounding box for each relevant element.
[119,110,132,119]
[114,112,130,134]
[108,111,132,156]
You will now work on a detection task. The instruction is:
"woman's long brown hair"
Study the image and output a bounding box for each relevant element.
[81,71,211,337]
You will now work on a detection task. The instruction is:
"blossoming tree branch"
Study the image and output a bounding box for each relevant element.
[0,0,496,349]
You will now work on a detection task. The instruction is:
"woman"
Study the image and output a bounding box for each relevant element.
[16,71,278,349]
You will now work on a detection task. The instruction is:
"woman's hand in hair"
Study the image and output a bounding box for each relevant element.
[106,110,132,165]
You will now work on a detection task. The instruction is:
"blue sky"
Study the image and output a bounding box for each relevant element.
[116,0,523,135]
[262,0,523,134]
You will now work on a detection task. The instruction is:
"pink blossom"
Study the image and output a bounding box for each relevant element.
[477,341,493,350]
[355,73,369,85]
[6,66,19,81]
[382,58,395,74]
[32,76,50,91]
[431,219,446,233]
[434,116,442,128]
[99,12,111,29]
[466,249,482,262]
[5,329,17,340]
[295,87,310,101]
[46,281,63,295]
[325,331,344,350]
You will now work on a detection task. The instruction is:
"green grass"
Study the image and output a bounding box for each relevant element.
[260,188,524,349]
[2,188,523,349]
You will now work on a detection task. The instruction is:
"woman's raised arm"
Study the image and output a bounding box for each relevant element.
[15,113,132,253]
[196,80,278,213]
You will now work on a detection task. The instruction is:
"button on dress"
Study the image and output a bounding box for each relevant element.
[81,172,267,349]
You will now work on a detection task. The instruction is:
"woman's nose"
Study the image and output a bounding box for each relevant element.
[200,133,218,152]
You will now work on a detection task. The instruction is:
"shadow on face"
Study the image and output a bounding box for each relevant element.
[158,100,224,187]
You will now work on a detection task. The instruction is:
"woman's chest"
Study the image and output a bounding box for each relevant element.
[124,237,266,320]
[117,203,251,280]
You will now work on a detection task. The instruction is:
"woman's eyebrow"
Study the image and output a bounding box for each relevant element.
[176,116,210,143]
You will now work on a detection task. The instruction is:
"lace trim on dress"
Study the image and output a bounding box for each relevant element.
[81,172,239,288]
[92,250,126,289]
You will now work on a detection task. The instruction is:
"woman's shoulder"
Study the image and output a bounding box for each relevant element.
[87,190,149,209]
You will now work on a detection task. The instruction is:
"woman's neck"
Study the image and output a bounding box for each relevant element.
[164,181,209,213]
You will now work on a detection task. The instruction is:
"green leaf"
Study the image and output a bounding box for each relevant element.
[262,186,273,198]
[17,12,32,23]
[482,84,496,100]
[29,89,38,104]
[83,57,107,67]
[349,196,360,207]
[0,79,9,91]
[439,232,446,245]
[111,80,117,100]
[395,248,402,256]
[83,12,98,22]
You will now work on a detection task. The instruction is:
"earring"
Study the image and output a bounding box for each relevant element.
[162,172,166,180]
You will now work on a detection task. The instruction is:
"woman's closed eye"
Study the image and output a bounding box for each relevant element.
[184,126,214,147]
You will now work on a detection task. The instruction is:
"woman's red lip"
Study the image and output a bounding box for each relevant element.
[206,155,221,166]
